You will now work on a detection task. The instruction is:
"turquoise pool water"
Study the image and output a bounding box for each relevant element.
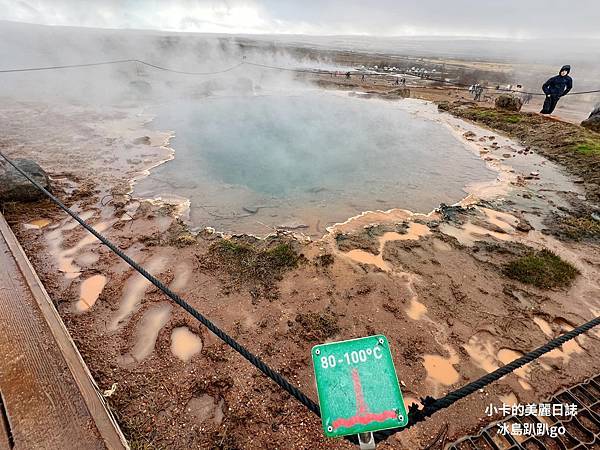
[135,91,495,236]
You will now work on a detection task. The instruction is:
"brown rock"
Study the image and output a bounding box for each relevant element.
[0,158,50,202]
[581,106,600,132]
[495,94,523,112]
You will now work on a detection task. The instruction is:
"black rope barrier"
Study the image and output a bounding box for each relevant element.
[0,59,244,75]
[1,58,599,96]
[0,59,135,73]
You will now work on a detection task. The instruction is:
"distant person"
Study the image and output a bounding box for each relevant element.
[402,78,406,86]
[512,84,532,105]
[346,71,351,79]
[361,74,365,81]
[540,65,573,115]
[513,83,523,100]
[395,77,399,85]
[472,84,484,101]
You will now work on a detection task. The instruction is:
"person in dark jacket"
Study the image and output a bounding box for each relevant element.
[540,65,573,114]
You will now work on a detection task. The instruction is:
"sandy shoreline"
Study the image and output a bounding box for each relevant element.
[2,84,600,449]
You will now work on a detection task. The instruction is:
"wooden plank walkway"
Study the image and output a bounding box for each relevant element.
[0,213,128,450]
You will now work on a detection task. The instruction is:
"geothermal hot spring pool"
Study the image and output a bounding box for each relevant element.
[135,91,496,236]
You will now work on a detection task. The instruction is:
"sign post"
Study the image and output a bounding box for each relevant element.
[311,335,408,447]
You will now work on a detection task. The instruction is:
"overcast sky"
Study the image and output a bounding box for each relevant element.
[2,0,599,38]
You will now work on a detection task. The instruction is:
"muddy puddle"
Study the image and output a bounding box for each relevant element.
[45,215,112,280]
[344,223,431,271]
[533,316,585,364]
[75,274,107,312]
[109,254,168,331]
[423,345,460,394]
[23,218,52,230]
[120,303,172,365]
[406,297,427,321]
[464,332,535,390]
[170,327,203,362]
[135,93,496,237]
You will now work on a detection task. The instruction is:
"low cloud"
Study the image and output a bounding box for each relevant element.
[1,0,598,38]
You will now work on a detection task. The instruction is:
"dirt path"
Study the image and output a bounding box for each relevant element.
[1,88,599,449]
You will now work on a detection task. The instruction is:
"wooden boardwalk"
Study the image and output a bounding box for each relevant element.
[0,213,128,450]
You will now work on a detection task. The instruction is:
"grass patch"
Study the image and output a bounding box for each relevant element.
[574,139,600,156]
[213,240,299,271]
[506,115,522,124]
[264,243,299,268]
[557,216,600,241]
[503,249,579,289]
[473,109,498,119]
[199,239,301,297]
[217,239,251,255]
[470,109,522,124]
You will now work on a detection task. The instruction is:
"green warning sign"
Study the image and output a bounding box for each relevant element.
[312,335,408,437]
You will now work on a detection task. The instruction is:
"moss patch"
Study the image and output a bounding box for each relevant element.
[137,219,198,248]
[556,216,600,241]
[506,115,522,124]
[264,243,299,268]
[472,109,498,119]
[575,140,600,156]
[503,249,579,289]
[211,240,299,272]
[198,239,301,297]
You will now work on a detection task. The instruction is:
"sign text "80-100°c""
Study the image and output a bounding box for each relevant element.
[319,346,383,369]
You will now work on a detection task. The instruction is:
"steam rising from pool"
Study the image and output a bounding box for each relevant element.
[135,92,495,236]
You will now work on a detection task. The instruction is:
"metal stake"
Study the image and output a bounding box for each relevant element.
[358,432,375,450]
